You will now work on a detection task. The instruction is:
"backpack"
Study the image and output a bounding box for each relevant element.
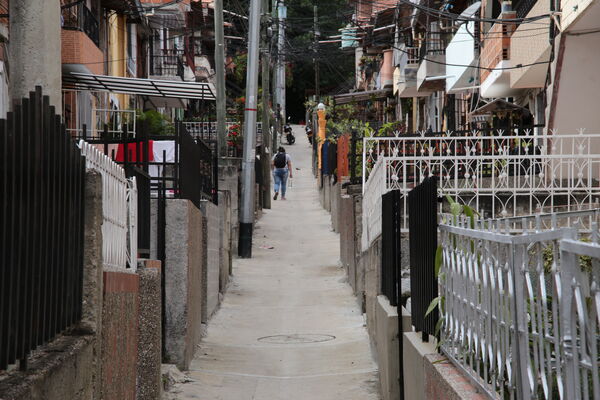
[274,152,287,168]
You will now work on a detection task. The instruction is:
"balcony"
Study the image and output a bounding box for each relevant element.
[61,3,99,47]
[416,34,449,92]
[61,3,103,75]
[561,0,600,31]
[150,49,186,80]
[479,14,521,98]
[395,45,430,97]
[510,1,551,89]
[445,21,478,93]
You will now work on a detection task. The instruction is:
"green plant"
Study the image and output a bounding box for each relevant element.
[136,110,174,136]
[426,195,479,348]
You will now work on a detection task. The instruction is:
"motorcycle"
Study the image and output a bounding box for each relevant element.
[305,124,313,145]
[284,119,295,145]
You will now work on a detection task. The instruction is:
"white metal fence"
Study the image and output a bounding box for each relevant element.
[79,140,138,272]
[183,121,263,145]
[362,157,385,251]
[360,131,600,233]
[439,212,600,399]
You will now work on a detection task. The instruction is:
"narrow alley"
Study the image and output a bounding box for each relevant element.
[170,127,381,400]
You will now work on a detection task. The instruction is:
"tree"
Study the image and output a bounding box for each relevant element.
[284,0,355,122]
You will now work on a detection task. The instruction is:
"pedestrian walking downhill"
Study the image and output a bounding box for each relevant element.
[271,146,293,200]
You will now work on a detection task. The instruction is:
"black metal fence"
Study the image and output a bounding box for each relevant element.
[149,49,185,80]
[125,166,151,258]
[381,190,401,306]
[78,121,218,208]
[408,177,439,342]
[1,87,86,370]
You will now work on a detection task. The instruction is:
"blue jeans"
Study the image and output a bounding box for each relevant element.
[273,168,289,197]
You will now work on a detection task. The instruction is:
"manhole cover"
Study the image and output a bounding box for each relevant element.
[257,334,336,344]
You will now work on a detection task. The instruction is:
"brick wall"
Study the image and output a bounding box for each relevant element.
[479,13,516,83]
[61,30,104,75]
[101,271,140,400]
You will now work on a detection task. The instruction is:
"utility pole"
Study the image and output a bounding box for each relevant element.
[239,0,262,258]
[261,0,272,209]
[271,0,279,151]
[276,0,287,123]
[313,5,320,100]
[214,0,227,157]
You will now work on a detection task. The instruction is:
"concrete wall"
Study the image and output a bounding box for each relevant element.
[218,190,232,292]
[330,181,340,233]
[136,260,162,400]
[0,336,97,400]
[9,0,62,109]
[403,331,487,400]
[375,296,399,400]
[219,158,241,255]
[101,271,140,400]
[199,200,221,321]
[323,175,332,212]
[164,199,204,370]
[362,237,381,338]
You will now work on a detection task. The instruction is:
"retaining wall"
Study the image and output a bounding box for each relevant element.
[199,200,221,321]
[218,190,232,292]
[164,199,204,370]
[101,271,139,400]
[136,260,162,400]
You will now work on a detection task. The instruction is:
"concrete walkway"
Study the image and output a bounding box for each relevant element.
[171,126,381,400]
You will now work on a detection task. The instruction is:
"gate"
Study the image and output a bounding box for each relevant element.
[408,177,439,341]
[381,189,404,398]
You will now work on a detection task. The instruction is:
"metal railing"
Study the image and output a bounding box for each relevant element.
[362,157,385,251]
[1,87,86,370]
[183,121,263,156]
[362,126,546,183]
[78,121,218,207]
[439,212,600,399]
[408,177,439,341]
[61,2,100,47]
[360,130,600,232]
[150,49,185,79]
[79,140,138,271]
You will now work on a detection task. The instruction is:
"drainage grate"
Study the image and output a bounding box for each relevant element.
[257,334,336,344]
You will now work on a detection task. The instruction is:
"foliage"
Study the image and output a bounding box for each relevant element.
[227,124,242,147]
[285,0,356,121]
[542,239,593,274]
[426,196,479,348]
[136,110,174,136]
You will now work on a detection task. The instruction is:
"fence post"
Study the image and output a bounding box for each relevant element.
[350,129,357,184]
[559,228,578,400]
[510,243,532,399]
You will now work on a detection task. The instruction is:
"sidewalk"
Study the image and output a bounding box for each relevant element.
[171,126,381,399]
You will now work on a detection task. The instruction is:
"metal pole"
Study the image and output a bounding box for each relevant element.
[214,0,227,157]
[238,0,262,258]
[271,0,279,151]
[313,5,320,100]
[277,1,286,122]
[261,0,272,209]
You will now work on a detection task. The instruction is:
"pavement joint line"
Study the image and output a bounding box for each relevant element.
[186,369,380,380]
[196,338,370,349]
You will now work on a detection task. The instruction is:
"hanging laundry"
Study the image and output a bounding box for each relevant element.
[115,141,155,163]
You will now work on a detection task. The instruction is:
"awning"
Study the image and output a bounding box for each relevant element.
[470,99,531,116]
[63,72,216,101]
[334,88,392,105]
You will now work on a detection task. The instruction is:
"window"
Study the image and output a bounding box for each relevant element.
[127,23,137,76]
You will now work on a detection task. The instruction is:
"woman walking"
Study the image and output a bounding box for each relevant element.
[271,146,293,200]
